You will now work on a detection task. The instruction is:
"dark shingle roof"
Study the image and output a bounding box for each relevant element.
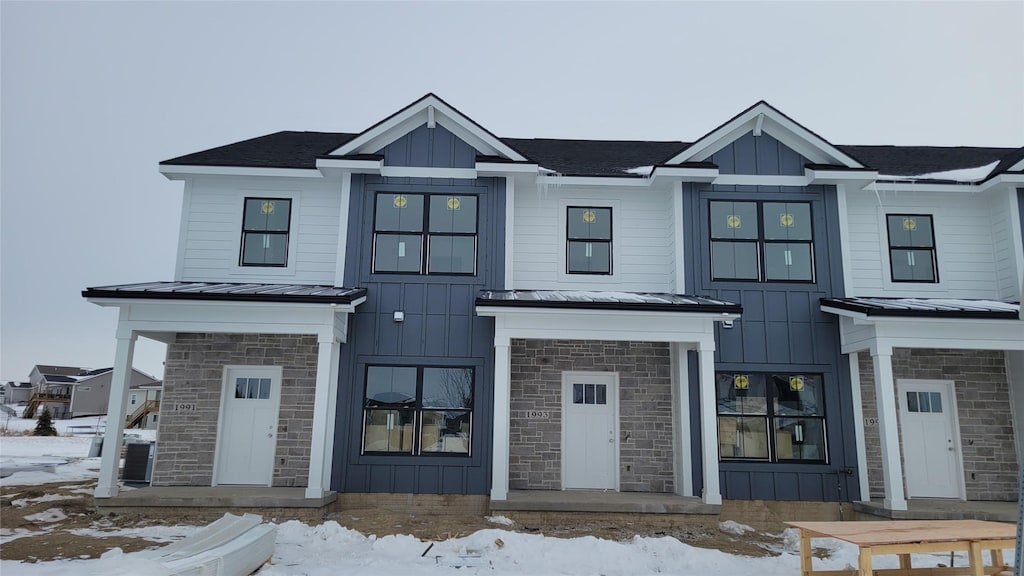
[501,138,688,177]
[83,282,367,305]
[477,290,741,314]
[162,131,358,169]
[821,297,1020,320]
[160,131,1022,181]
[836,145,1017,177]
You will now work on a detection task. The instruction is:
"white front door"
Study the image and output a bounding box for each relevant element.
[562,372,618,490]
[216,366,281,486]
[898,380,963,499]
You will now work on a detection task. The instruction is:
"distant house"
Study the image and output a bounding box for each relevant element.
[2,382,33,404]
[24,364,160,419]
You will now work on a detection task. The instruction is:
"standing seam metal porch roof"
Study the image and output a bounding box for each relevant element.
[820,297,1020,320]
[82,282,367,305]
[476,290,741,314]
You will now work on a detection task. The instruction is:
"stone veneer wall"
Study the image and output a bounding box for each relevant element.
[509,339,674,493]
[152,333,318,487]
[860,348,1018,500]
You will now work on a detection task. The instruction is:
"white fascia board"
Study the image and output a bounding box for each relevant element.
[866,181,979,193]
[665,103,862,168]
[536,176,651,188]
[476,162,540,176]
[101,298,363,341]
[712,174,812,187]
[820,305,868,321]
[477,306,737,344]
[315,158,383,174]
[806,167,879,186]
[650,166,719,182]
[159,165,322,180]
[89,297,364,316]
[977,172,1024,192]
[330,95,527,161]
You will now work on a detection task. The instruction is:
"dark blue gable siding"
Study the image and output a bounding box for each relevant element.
[331,126,503,495]
[685,135,859,502]
[711,132,806,176]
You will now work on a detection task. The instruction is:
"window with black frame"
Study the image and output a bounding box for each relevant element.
[567,206,612,274]
[709,201,814,282]
[886,214,937,282]
[716,372,827,463]
[362,366,473,456]
[372,193,478,274]
[240,198,291,266]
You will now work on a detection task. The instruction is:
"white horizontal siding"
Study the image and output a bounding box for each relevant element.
[512,183,674,292]
[845,189,1002,298]
[990,192,1019,300]
[179,176,342,285]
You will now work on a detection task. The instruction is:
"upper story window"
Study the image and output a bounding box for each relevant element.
[362,365,473,456]
[716,372,827,463]
[372,193,478,275]
[567,206,612,274]
[240,198,291,267]
[709,201,814,282]
[886,214,937,283]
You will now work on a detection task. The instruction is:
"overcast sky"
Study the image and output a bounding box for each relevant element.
[2,1,1022,383]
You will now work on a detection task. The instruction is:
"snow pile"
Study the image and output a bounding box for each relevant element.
[486,515,516,526]
[624,165,654,176]
[24,508,67,523]
[880,160,999,183]
[11,494,81,508]
[719,520,755,535]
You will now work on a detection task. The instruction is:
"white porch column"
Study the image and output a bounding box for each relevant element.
[871,344,907,511]
[95,330,137,499]
[848,352,871,502]
[491,335,512,501]
[670,343,693,497]
[697,340,721,505]
[306,334,340,499]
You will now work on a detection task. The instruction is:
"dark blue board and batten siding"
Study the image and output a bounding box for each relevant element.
[684,133,860,502]
[331,124,503,495]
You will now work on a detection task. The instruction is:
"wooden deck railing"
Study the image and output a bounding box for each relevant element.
[126,399,160,429]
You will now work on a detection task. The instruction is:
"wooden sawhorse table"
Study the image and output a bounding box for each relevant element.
[785,520,1017,576]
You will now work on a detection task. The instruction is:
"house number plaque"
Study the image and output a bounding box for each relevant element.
[863,417,878,426]
[171,403,198,412]
[525,410,550,419]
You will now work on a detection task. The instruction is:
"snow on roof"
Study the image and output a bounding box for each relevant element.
[879,160,999,183]
[624,165,654,176]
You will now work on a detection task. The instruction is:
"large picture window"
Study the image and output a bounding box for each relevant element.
[567,206,612,274]
[372,193,478,275]
[886,214,937,282]
[716,372,827,463]
[710,201,814,282]
[240,198,291,266]
[362,365,473,456]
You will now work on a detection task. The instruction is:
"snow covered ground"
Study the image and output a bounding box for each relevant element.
[0,431,1016,575]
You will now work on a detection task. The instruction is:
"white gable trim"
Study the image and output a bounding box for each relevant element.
[666,103,863,169]
[329,94,527,162]
[160,165,323,180]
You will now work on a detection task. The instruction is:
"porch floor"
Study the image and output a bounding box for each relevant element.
[95,486,336,510]
[489,490,719,514]
[853,499,1019,523]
